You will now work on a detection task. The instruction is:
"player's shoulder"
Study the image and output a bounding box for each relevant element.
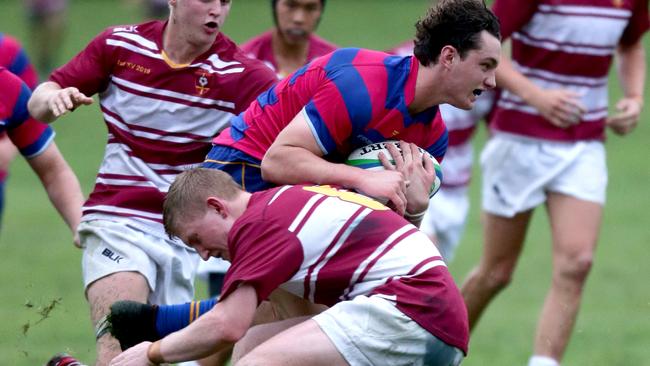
[309,34,338,54]
[0,67,23,91]
[240,30,273,53]
[96,20,163,43]
[212,33,278,80]
[0,32,22,52]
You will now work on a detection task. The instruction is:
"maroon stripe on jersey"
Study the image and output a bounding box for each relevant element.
[106,121,210,165]
[111,77,236,112]
[101,105,209,140]
[491,108,605,141]
[84,183,164,214]
[291,195,329,234]
[448,125,476,146]
[310,212,408,306]
[343,226,420,300]
[513,40,613,78]
[381,255,444,286]
[303,206,367,299]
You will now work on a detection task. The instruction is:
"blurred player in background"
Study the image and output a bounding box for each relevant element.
[461,1,648,365]
[241,0,336,78]
[0,32,40,231]
[106,2,501,362]
[389,39,496,263]
[23,0,68,79]
[198,0,337,300]
[0,67,82,243]
[110,168,469,366]
[28,0,277,365]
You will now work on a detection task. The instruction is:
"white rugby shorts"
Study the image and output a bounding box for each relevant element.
[313,295,464,366]
[481,134,607,217]
[420,186,470,263]
[79,220,200,305]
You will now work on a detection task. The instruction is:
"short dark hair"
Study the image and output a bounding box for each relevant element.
[413,0,500,66]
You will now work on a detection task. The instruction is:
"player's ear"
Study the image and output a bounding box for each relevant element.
[439,45,457,70]
[207,197,228,218]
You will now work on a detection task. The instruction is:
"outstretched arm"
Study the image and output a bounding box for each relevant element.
[27,142,84,247]
[261,113,408,215]
[109,285,258,365]
[607,39,646,135]
[27,81,93,123]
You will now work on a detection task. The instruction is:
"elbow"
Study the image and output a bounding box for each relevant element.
[260,150,280,183]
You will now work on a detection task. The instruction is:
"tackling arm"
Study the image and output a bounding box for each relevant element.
[27,81,93,123]
[109,285,258,365]
[27,142,84,245]
[261,113,408,215]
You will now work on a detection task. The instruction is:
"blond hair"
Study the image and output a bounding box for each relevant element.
[163,168,242,238]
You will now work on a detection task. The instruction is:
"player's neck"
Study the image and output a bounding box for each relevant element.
[410,62,445,114]
[272,30,309,74]
[163,25,214,65]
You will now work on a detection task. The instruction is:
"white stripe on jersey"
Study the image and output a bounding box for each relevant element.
[83,204,162,220]
[105,113,211,145]
[538,4,631,18]
[518,5,630,56]
[304,206,373,302]
[341,229,445,300]
[111,32,159,51]
[288,193,324,232]
[294,196,366,267]
[111,76,236,110]
[339,224,413,299]
[269,185,293,205]
[106,39,163,60]
[191,54,246,75]
[497,98,608,121]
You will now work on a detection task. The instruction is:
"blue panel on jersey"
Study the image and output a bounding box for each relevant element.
[413,105,440,124]
[9,50,30,77]
[8,83,31,129]
[229,113,249,142]
[304,103,335,155]
[324,48,372,135]
[383,55,415,125]
[256,85,278,109]
[425,127,449,159]
[288,62,311,86]
[20,127,54,158]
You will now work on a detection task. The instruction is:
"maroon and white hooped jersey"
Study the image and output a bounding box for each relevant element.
[50,21,277,237]
[491,0,649,141]
[221,185,469,354]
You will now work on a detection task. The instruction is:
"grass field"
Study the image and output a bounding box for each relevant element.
[1,0,649,365]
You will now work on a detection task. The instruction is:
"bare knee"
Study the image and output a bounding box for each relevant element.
[555,252,594,287]
[476,262,516,293]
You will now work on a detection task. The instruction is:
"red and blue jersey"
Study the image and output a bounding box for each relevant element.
[0,68,54,158]
[213,48,448,162]
[0,33,38,90]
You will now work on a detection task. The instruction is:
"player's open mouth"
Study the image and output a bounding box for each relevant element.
[286,28,308,38]
[472,89,483,97]
[204,21,218,30]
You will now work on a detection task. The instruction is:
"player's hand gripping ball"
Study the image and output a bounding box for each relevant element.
[345,140,443,198]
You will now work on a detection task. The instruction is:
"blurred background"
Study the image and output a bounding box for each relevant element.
[0,0,648,365]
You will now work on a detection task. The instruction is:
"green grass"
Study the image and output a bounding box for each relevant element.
[1,0,649,365]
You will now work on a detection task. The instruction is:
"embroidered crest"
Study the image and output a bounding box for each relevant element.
[195,71,211,95]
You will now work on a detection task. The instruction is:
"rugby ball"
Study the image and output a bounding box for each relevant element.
[345,140,443,198]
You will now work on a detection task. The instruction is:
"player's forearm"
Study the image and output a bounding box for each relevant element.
[495,51,543,105]
[29,144,83,233]
[616,41,646,106]
[262,145,365,188]
[28,81,62,123]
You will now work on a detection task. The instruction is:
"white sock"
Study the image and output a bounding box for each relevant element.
[528,355,560,366]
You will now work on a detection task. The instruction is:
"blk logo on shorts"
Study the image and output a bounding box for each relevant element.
[102,248,124,264]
